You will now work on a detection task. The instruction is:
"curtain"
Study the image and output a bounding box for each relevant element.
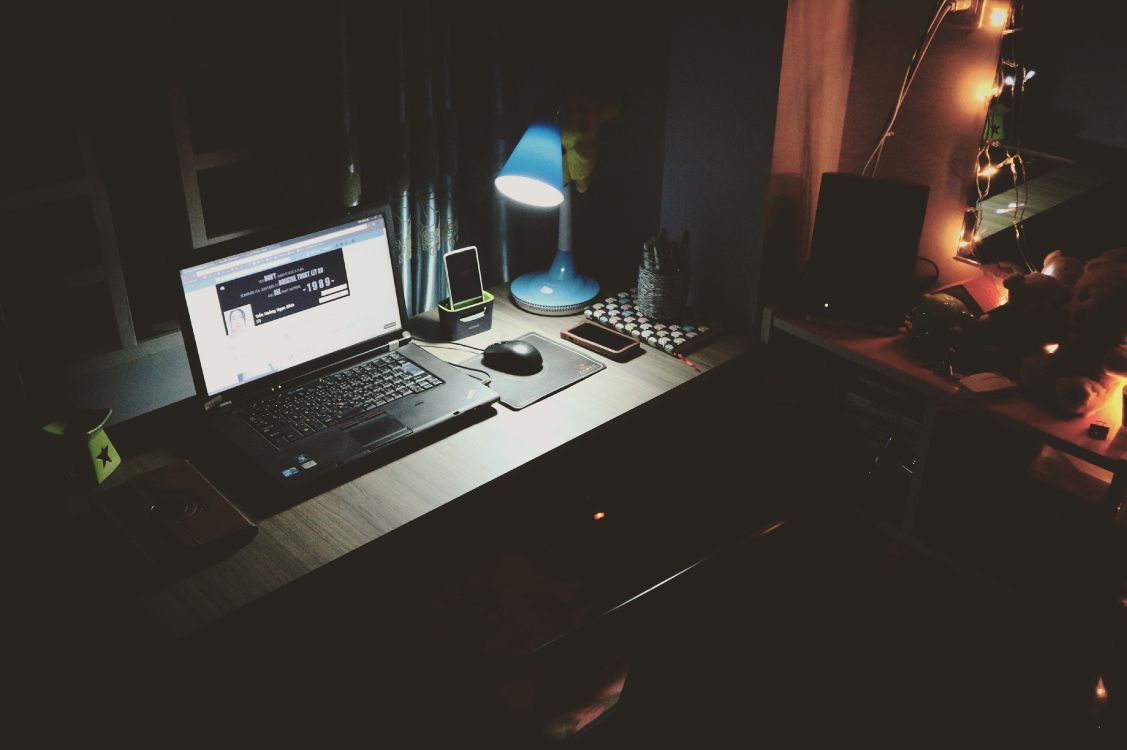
[391,0,452,316]
[385,0,512,317]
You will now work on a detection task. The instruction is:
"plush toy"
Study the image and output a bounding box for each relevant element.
[560,95,619,193]
[976,271,1071,370]
[1041,249,1085,288]
[1005,247,1127,415]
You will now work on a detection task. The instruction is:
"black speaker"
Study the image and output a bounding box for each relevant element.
[801,172,929,331]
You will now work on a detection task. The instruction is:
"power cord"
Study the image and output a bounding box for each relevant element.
[863,0,953,177]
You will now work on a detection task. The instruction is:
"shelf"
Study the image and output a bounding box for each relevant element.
[765,312,1126,630]
[770,313,1127,474]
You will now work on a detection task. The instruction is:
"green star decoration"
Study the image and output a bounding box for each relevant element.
[87,426,121,484]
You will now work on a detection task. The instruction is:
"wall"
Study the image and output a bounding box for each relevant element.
[761,0,861,310]
[659,2,789,328]
[838,0,1006,286]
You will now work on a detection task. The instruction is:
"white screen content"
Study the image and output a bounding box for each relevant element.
[180,217,402,396]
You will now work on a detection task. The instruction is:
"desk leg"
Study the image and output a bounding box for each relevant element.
[1097,467,1127,600]
[1106,468,1127,527]
[901,395,941,536]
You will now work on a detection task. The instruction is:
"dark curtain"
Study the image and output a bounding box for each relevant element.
[385,0,511,316]
[350,0,665,316]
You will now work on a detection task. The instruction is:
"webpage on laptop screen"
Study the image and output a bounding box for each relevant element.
[180,217,402,396]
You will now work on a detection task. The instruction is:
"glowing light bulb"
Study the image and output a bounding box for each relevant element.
[975,80,1004,101]
[1044,343,1060,354]
[1024,69,1036,82]
[988,5,1008,28]
[1003,75,1016,87]
[979,164,999,178]
[1095,676,1109,705]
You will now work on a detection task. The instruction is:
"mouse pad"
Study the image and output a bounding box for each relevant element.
[462,332,604,410]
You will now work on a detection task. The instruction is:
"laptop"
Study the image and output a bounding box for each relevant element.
[176,205,500,485]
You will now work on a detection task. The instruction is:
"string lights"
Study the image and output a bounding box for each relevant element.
[957,0,1035,270]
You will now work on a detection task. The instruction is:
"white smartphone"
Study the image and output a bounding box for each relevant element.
[444,245,485,309]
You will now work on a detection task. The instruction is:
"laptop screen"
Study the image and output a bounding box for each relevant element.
[179,214,403,396]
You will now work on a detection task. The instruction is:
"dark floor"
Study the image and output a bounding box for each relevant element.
[585,501,1127,746]
[4,480,1125,746]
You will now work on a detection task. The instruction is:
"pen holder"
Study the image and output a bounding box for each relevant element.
[636,266,686,321]
[438,291,494,341]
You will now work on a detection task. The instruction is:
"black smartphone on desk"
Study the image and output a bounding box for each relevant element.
[561,321,642,361]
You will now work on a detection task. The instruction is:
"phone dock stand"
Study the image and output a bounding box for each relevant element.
[438,291,494,341]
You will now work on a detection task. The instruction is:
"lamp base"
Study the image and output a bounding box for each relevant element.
[510,269,600,316]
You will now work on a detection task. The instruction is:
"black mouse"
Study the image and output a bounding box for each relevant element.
[482,340,543,375]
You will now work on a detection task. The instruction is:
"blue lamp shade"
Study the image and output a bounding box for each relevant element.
[494,120,564,208]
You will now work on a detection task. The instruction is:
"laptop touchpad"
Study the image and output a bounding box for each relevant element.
[345,412,412,448]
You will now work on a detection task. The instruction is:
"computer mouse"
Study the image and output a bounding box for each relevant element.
[482,339,544,375]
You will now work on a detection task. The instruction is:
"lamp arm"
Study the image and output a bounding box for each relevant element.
[558,182,573,255]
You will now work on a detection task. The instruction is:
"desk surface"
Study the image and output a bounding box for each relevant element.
[771,313,1127,473]
[5,288,751,673]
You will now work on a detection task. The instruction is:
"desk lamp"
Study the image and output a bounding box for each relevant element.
[496,120,599,315]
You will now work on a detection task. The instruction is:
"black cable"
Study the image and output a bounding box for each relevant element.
[413,342,493,383]
[409,334,484,352]
[450,363,492,383]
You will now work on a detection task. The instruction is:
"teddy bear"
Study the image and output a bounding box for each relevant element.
[1002,247,1127,415]
[974,269,1071,374]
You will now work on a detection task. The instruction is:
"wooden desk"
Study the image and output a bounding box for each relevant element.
[2,288,752,677]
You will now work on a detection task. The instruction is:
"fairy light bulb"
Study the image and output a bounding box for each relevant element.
[1095,676,1109,705]
[975,80,1003,101]
[979,164,999,178]
[988,5,1008,28]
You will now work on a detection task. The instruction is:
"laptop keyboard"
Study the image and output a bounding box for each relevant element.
[237,352,444,448]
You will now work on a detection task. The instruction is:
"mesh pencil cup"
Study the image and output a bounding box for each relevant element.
[636,265,686,321]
